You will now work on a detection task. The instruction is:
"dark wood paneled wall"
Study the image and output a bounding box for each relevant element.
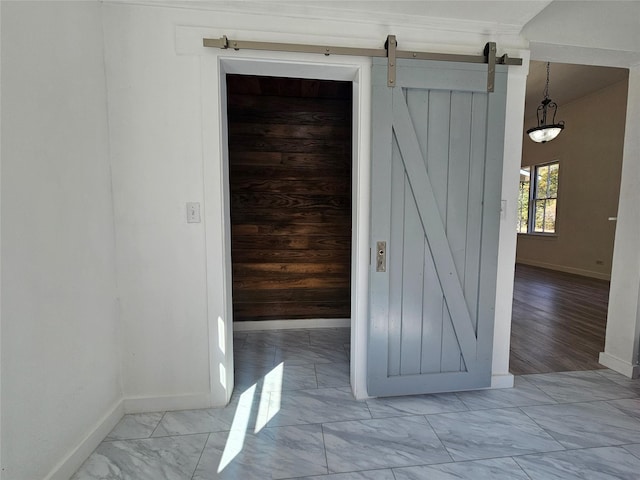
[227,75,352,322]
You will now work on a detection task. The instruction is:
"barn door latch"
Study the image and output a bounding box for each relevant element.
[376,241,387,272]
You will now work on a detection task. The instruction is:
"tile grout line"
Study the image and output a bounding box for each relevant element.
[130,375,639,447]
[530,444,640,455]
[313,361,320,390]
[450,399,558,412]
[421,414,456,464]
[518,402,640,454]
[490,373,638,405]
[510,455,536,480]
[82,327,640,479]
[149,411,168,438]
[320,423,331,476]
[450,391,471,412]
[363,396,374,419]
[387,457,538,479]
[509,444,640,476]
[621,443,640,462]
[514,405,569,452]
[190,432,211,480]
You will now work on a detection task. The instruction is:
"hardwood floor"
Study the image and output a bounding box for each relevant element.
[510,264,610,375]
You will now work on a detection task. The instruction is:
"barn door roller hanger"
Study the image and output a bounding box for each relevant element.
[203,34,521,92]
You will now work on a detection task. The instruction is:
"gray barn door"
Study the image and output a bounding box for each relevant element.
[368,58,508,396]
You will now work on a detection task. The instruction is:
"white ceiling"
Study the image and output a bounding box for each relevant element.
[525,61,629,120]
[522,1,640,54]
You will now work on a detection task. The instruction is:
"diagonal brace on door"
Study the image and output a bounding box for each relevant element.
[390,88,479,365]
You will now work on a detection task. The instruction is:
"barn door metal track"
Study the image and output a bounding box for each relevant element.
[203,34,521,92]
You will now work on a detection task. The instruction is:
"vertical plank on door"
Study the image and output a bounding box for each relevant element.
[421,237,444,373]
[387,136,405,377]
[400,173,426,375]
[406,89,429,168]
[368,73,394,382]
[447,92,472,286]
[399,88,430,375]
[443,91,472,372]
[465,93,489,333]
[424,90,452,373]
[406,89,444,375]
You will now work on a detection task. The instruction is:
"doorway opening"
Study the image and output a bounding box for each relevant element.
[510,61,629,375]
[227,74,352,324]
[225,73,354,398]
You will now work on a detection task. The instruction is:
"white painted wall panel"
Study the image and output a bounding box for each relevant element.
[1,2,121,478]
[102,4,211,401]
[101,1,529,405]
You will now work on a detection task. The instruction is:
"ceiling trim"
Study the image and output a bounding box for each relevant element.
[529,41,640,69]
[102,0,526,36]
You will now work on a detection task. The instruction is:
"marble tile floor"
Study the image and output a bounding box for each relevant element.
[72,327,640,479]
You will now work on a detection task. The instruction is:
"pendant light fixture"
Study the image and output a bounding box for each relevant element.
[527,62,565,143]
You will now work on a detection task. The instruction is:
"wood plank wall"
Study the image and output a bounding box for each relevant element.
[226,75,353,322]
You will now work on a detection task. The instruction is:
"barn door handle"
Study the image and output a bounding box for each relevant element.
[376,241,386,272]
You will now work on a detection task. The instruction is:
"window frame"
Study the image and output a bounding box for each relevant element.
[518,160,560,236]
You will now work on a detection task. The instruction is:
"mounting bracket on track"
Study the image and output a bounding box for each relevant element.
[385,35,397,87]
[485,42,497,92]
[203,34,521,92]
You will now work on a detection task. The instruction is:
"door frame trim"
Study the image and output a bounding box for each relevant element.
[201,51,373,404]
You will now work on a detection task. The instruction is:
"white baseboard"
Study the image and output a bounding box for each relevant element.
[516,258,611,281]
[43,392,216,480]
[491,373,515,389]
[233,318,351,331]
[41,366,516,480]
[44,399,124,480]
[123,392,214,414]
[599,351,640,379]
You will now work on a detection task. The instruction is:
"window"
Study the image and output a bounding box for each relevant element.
[517,161,559,234]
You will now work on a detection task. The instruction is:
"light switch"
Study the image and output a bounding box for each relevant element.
[187,202,201,223]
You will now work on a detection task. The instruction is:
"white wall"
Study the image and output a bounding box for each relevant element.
[517,79,628,280]
[1,2,122,479]
[102,4,212,409]
[492,59,530,388]
[0,2,3,473]
[523,1,640,58]
[0,0,638,477]
[101,1,528,407]
[522,1,640,378]
[600,65,640,378]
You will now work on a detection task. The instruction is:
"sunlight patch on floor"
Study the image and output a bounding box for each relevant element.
[255,362,283,432]
[218,362,284,471]
[217,384,256,472]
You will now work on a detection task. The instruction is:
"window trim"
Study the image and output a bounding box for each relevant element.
[518,160,560,236]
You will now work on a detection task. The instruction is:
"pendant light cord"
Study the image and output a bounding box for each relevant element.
[544,62,550,99]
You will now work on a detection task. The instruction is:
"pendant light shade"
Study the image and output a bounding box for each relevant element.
[527,62,565,143]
